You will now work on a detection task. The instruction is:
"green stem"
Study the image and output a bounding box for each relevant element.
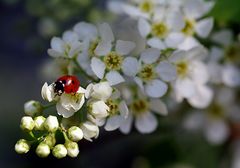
[43,102,56,110]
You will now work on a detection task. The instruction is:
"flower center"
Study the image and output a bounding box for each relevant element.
[207,103,224,119]
[224,44,240,63]
[151,22,169,38]
[182,19,196,36]
[88,40,99,56]
[176,61,188,78]
[139,0,153,13]
[106,99,119,116]
[130,99,149,115]
[138,64,156,82]
[104,51,123,70]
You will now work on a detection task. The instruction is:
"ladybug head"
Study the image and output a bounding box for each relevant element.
[53,81,64,96]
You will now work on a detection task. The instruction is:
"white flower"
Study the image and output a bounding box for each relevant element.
[90,89,129,131]
[36,143,51,158]
[65,141,79,158]
[47,31,82,58]
[170,46,213,108]
[52,144,67,159]
[34,116,46,131]
[24,100,43,116]
[41,82,56,102]
[119,90,168,134]
[15,139,30,154]
[90,100,109,118]
[183,87,238,145]
[44,115,59,132]
[80,121,99,141]
[20,116,35,131]
[85,81,113,101]
[56,87,85,118]
[124,48,175,98]
[67,126,83,142]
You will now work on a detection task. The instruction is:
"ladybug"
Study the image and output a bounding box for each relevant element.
[53,75,80,95]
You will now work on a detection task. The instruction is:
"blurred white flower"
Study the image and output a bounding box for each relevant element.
[170,46,213,108]
[47,31,82,58]
[24,100,43,116]
[80,121,99,141]
[119,89,168,134]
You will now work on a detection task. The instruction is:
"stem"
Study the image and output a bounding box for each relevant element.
[29,131,35,139]
[43,102,56,110]
[72,58,98,82]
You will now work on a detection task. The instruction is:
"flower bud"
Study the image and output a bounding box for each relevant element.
[52,144,67,159]
[68,126,83,142]
[36,143,50,158]
[44,115,59,132]
[65,141,79,158]
[15,139,30,154]
[34,116,46,130]
[81,121,99,141]
[43,134,56,148]
[90,100,109,118]
[20,116,35,131]
[86,82,112,101]
[24,100,43,116]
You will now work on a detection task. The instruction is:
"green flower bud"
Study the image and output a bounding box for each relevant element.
[52,144,67,159]
[34,116,46,131]
[20,116,35,131]
[43,134,56,148]
[36,143,50,158]
[68,126,83,142]
[44,115,59,132]
[65,141,79,158]
[15,139,30,154]
[24,100,43,116]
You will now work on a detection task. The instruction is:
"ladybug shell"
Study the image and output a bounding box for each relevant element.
[56,75,80,94]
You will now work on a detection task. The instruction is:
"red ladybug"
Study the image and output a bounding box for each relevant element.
[53,75,80,95]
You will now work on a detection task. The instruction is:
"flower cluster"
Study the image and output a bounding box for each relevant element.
[15,0,240,159]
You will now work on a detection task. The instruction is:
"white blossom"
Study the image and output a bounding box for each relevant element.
[80,121,99,141]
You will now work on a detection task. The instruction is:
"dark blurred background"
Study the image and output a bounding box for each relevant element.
[0,0,240,168]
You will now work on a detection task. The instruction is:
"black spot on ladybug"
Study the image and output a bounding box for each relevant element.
[62,80,66,84]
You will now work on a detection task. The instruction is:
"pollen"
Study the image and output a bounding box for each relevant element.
[106,99,119,116]
[151,22,169,38]
[182,19,196,36]
[207,103,224,119]
[139,0,153,13]
[130,99,149,115]
[104,51,123,70]
[88,40,99,56]
[138,64,156,82]
[176,61,188,78]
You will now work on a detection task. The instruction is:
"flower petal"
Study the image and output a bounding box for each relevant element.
[90,57,106,79]
[149,99,168,116]
[95,41,112,56]
[56,102,75,118]
[140,48,160,64]
[188,85,213,109]
[73,22,97,41]
[135,112,157,134]
[116,40,136,55]
[165,32,185,48]
[211,29,233,46]
[119,113,133,134]
[41,83,55,102]
[134,77,144,91]
[138,18,151,37]
[145,79,168,98]
[119,101,129,118]
[98,23,114,42]
[50,37,64,53]
[178,36,200,50]
[175,78,196,99]
[147,38,166,50]
[195,17,214,38]
[156,61,177,82]
[222,65,240,87]
[204,119,229,145]
[122,57,140,76]
[105,71,125,86]
[104,116,123,131]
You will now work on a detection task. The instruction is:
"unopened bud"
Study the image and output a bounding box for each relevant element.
[68,126,83,142]
[15,139,30,154]
[20,116,35,131]
[65,141,79,158]
[52,144,67,159]
[44,115,59,132]
[36,143,50,158]
[43,134,56,148]
[24,100,43,116]
[34,116,46,130]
